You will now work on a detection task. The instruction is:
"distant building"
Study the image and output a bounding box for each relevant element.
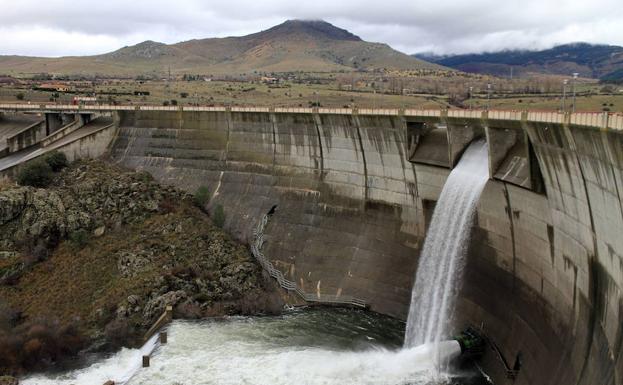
[37,83,70,92]
[134,91,150,96]
[261,76,279,85]
[72,96,98,105]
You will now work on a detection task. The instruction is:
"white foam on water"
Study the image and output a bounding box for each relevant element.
[129,321,461,385]
[21,333,159,385]
[20,318,464,385]
[404,140,490,353]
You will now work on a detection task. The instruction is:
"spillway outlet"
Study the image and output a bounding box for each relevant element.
[454,327,486,359]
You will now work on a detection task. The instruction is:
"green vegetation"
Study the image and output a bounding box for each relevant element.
[15,92,24,101]
[17,160,54,188]
[194,186,211,208]
[44,151,68,172]
[601,68,623,84]
[212,204,225,228]
[68,230,89,250]
[16,152,69,188]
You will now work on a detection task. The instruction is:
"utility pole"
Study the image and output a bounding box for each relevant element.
[486,83,492,110]
[562,79,568,112]
[373,89,376,110]
[469,86,473,110]
[571,73,579,113]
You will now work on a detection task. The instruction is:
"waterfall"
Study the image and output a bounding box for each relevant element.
[404,139,490,351]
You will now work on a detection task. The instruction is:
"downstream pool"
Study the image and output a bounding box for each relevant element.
[22,308,489,385]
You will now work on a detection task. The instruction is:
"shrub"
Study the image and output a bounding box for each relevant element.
[158,199,177,214]
[0,318,85,374]
[44,151,68,172]
[163,100,170,106]
[170,99,178,106]
[104,318,134,349]
[20,240,50,267]
[16,160,53,188]
[212,204,225,228]
[15,93,24,101]
[193,186,210,209]
[180,92,189,98]
[68,230,89,250]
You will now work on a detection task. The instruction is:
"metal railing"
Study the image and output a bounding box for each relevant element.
[0,103,621,130]
[250,214,367,308]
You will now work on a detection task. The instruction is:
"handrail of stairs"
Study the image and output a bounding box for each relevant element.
[250,214,367,308]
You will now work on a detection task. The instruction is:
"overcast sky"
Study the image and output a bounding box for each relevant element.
[1,0,622,57]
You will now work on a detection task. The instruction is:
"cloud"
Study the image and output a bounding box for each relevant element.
[0,0,622,56]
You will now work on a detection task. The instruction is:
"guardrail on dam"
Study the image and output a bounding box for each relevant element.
[1,105,621,385]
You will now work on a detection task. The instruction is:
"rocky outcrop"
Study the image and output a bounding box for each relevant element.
[0,160,282,375]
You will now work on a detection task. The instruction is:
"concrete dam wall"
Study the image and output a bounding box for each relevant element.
[108,110,622,385]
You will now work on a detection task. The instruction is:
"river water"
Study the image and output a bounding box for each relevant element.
[22,308,488,385]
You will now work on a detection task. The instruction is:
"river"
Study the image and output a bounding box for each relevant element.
[22,308,488,385]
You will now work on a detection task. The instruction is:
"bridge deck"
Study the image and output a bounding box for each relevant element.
[0,114,42,153]
[0,103,621,130]
[0,117,113,172]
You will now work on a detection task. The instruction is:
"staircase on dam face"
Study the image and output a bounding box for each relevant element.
[251,211,367,308]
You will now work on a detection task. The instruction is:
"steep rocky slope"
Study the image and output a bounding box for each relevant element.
[0,160,281,375]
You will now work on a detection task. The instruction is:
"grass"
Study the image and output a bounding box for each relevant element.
[0,79,450,109]
[467,94,623,112]
[1,77,622,112]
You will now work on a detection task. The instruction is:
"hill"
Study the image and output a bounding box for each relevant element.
[415,43,623,82]
[0,20,441,77]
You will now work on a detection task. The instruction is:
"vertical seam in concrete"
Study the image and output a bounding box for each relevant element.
[312,112,324,179]
[609,163,623,230]
[224,110,231,165]
[566,124,600,385]
[503,183,518,292]
[270,112,277,174]
[353,114,369,204]
[397,116,418,202]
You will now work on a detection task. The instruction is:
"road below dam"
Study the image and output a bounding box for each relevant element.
[2,107,621,384]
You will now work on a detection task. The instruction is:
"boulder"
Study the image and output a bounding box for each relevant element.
[143,290,187,320]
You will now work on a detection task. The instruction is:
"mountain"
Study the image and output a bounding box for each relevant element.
[414,43,623,82]
[0,20,441,76]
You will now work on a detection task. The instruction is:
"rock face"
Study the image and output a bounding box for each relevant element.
[0,160,282,375]
[0,162,167,254]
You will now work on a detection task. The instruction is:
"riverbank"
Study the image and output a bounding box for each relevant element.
[0,159,282,377]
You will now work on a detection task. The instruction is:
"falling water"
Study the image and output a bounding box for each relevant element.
[404,139,490,352]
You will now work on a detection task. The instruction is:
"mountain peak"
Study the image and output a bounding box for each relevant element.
[107,40,172,60]
[256,19,362,42]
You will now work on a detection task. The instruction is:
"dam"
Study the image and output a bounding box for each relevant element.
[0,105,622,385]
